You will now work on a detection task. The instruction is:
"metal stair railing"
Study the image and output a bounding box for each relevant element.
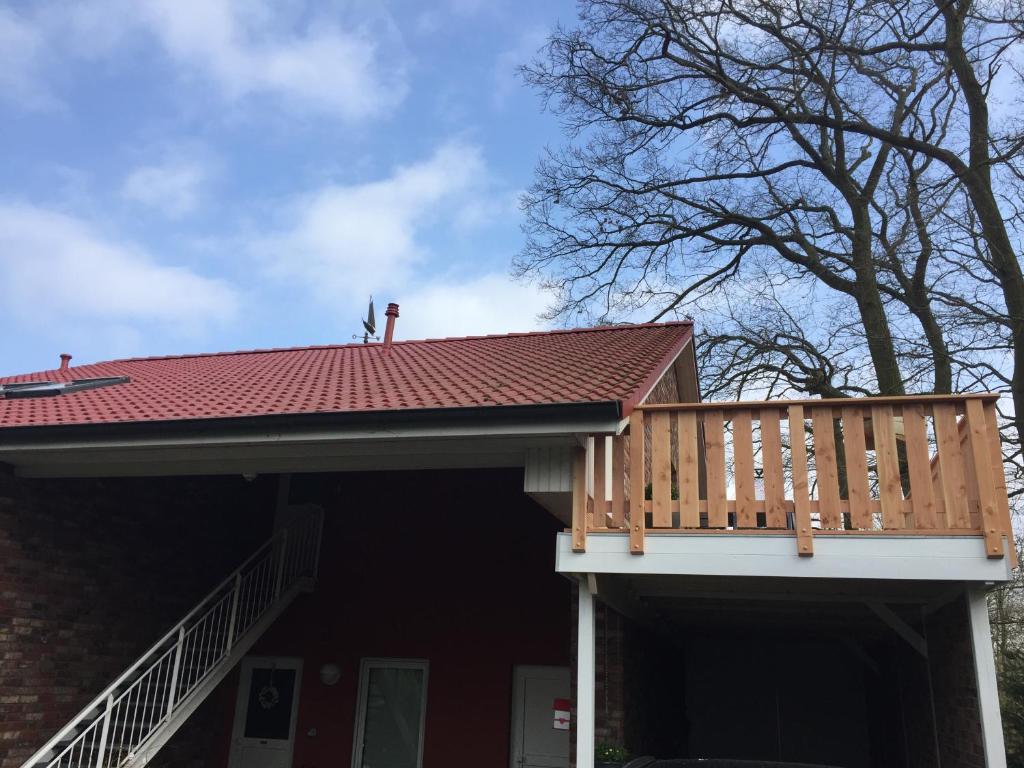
[21,508,324,768]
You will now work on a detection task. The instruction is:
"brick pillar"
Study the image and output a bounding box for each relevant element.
[926,596,987,768]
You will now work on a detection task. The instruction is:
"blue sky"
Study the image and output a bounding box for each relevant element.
[0,0,575,375]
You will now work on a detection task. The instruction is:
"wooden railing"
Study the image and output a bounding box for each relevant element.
[572,394,1015,562]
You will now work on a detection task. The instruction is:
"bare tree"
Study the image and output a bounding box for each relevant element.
[517,0,1023,433]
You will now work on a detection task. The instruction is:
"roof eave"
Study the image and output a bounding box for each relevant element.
[0,400,624,447]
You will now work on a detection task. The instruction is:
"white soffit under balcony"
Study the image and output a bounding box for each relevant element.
[555,531,1014,583]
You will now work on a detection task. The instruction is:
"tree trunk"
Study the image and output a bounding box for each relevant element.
[850,203,906,395]
[939,0,1024,437]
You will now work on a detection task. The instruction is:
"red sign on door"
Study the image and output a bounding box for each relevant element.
[553,698,570,730]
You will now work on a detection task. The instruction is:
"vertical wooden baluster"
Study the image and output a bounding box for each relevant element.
[611,435,626,529]
[593,436,607,527]
[934,402,971,528]
[760,408,786,528]
[651,411,672,528]
[841,406,871,529]
[872,405,904,529]
[629,410,646,554]
[964,399,1004,558]
[789,405,813,556]
[677,411,700,528]
[984,401,1016,567]
[811,406,841,529]
[571,447,587,552]
[704,410,728,528]
[733,410,756,527]
[902,403,938,529]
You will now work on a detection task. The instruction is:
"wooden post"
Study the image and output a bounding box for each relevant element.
[811,406,841,528]
[572,447,588,553]
[593,436,607,527]
[789,405,813,556]
[964,399,1004,558]
[650,411,672,527]
[677,411,700,528]
[703,410,728,528]
[732,409,756,528]
[629,410,646,554]
[934,403,971,528]
[872,405,904,529]
[760,408,786,528]
[902,404,938,529]
[841,406,871,529]
[984,401,1016,568]
[611,435,626,529]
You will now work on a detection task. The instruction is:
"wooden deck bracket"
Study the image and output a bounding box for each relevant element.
[868,601,928,658]
[571,448,587,553]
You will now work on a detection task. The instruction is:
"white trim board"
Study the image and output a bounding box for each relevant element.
[556,532,1014,582]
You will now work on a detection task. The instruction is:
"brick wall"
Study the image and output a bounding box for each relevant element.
[927,597,986,768]
[0,466,275,768]
[570,595,684,765]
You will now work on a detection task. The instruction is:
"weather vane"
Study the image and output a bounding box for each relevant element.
[354,296,379,344]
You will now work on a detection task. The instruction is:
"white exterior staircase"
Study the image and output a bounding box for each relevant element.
[21,508,324,768]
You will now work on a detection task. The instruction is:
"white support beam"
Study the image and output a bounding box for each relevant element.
[868,602,928,658]
[556,532,1014,583]
[576,577,596,768]
[968,587,1007,767]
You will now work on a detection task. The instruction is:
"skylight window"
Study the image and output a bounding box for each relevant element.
[0,376,130,399]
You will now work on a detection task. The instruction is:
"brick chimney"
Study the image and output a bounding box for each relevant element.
[59,353,72,371]
[383,303,400,349]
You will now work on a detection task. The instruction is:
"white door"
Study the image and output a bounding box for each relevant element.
[351,658,429,768]
[510,665,571,768]
[228,657,303,768]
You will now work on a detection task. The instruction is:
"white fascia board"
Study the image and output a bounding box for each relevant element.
[555,531,1014,583]
[0,416,621,455]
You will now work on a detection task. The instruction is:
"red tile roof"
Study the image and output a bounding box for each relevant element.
[0,322,692,430]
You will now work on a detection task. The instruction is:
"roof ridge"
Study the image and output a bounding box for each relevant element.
[83,320,694,366]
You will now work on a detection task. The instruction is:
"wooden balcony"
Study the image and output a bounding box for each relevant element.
[572,393,1015,564]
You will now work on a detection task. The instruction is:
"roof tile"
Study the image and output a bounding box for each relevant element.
[0,322,692,429]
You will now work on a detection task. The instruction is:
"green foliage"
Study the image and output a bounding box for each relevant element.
[595,744,630,762]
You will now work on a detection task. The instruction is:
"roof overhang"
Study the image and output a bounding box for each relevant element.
[0,401,623,478]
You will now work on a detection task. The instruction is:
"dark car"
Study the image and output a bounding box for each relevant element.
[625,761,842,768]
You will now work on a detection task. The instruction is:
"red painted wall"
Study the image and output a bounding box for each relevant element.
[223,468,571,768]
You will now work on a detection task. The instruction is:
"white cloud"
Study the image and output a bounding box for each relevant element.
[263,141,488,302]
[0,203,238,334]
[3,0,407,120]
[0,7,57,110]
[493,27,547,107]
[257,140,549,340]
[399,273,548,339]
[131,0,406,119]
[122,159,208,218]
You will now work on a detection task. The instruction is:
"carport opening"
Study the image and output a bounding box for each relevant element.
[587,576,983,768]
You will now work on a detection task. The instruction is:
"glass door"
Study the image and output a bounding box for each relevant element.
[352,659,429,768]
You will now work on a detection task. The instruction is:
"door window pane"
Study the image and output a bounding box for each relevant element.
[360,665,426,768]
[243,667,297,740]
